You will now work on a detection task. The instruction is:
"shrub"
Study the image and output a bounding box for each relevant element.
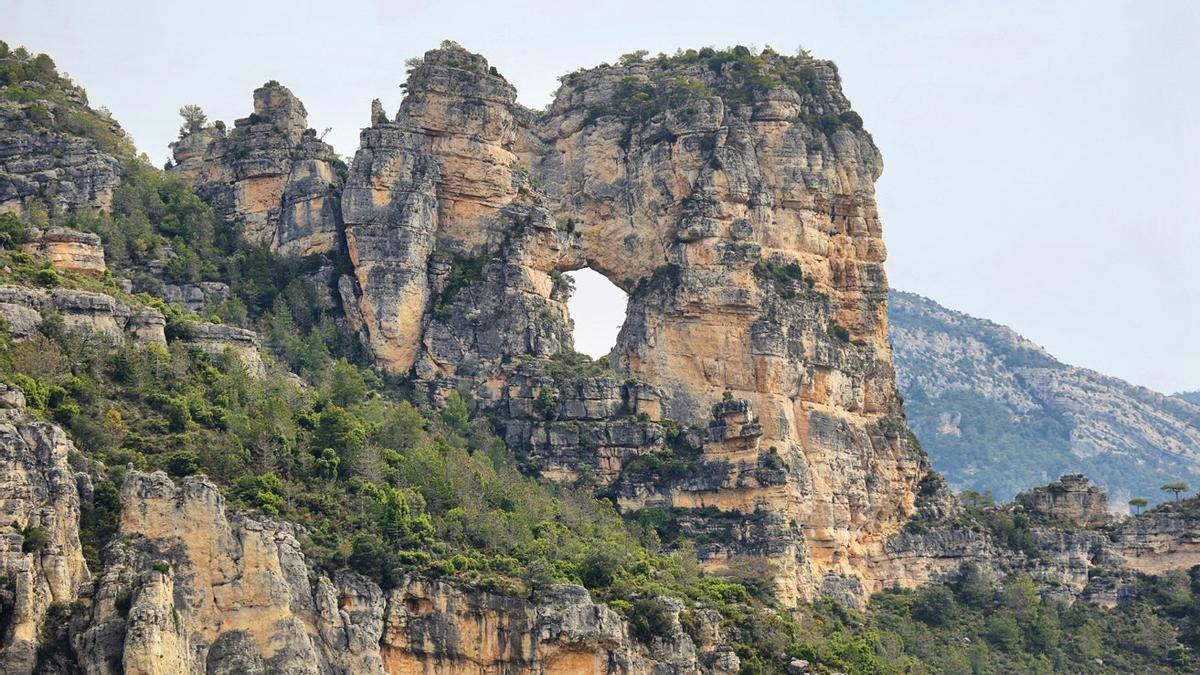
[986,615,1022,651]
[533,385,557,420]
[580,548,625,589]
[912,585,958,626]
[35,268,59,287]
[0,213,25,248]
[21,525,49,553]
[440,390,470,435]
[165,450,201,477]
[624,597,674,644]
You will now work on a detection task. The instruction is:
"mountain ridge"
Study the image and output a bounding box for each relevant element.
[890,288,1200,505]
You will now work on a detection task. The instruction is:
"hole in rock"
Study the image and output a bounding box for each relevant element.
[563,268,628,359]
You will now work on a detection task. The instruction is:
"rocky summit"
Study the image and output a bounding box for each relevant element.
[3,37,1200,673]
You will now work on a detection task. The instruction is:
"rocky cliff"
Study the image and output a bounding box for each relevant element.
[889,289,1200,504]
[9,36,1200,672]
[0,384,89,674]
[336,42,930,605]
[170,82,344,256]
[0,47,128,217]
[0,285,164,346]
[20,227,106,276]
[68,469,731,675]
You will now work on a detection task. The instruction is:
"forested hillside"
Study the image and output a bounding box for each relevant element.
[890,290,1200,506]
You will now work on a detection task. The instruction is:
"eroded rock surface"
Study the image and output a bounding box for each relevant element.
[0,61,123,216]
[339,43,931,603]
[0,386,88,674]
[0,285,165,345]
[1018,474,1111,527]
[71,470,730,675]
[171,82,343,256]
[21,227,106,276]
[177,322,265,377]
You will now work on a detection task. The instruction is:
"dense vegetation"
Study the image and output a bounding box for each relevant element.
[584,44,860,136]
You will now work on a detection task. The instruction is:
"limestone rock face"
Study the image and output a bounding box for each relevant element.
[341,45,930,603]
[0,387,88,674]
[340,44,562,376]
[0,88,122,216]
[0,285,165,345]
[71,470,727,675]
[865,478,1200,606]
[170,83,343,255]
[1018,474,1111,527]
[21,227,106,276]
[161,281,230,314]
[177,323,265,377]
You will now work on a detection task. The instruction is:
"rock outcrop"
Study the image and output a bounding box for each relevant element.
[20,227,106,276]
[0,285,165,345]
[867,482,1200,606]
[72,470,730,675]
[171,82,344,256]
[889,289,1200,504]
[160,281,230,314]
[0,385,88,674]
[177,323,265,377]
[338,43,931,604]
[0,86,122,217]
[1018,474,1111,527]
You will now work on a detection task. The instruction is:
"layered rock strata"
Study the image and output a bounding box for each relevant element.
[170,83,343,256]
[869,476,1200,606]
[1018,473,1111,527]
[20,227,106,276]
[71,470,732,675]
[0,285,265,375]
[338,44,930,603]
[177,323,266,377]
[0,386,88,674]
[0,285,165,345]
[0,72,122,216]
[160,281,230,314]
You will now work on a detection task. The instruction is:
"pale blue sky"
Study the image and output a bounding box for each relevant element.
[6,0,1198,393]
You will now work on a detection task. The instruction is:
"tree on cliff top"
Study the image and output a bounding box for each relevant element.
[1162,483,1189,502]
[178,104,207,138]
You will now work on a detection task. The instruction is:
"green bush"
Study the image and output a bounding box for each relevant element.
[624,597,673,644]
[35,268,59,287]
[533,385,557,420]
[0,213,25,248]
[21,525,49,553]
[165,450,201,477]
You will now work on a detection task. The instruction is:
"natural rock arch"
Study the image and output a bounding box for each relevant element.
[178,41,937,605]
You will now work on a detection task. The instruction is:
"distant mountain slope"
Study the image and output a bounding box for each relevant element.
[889,290,1200,505]
[1178,391,1200,405]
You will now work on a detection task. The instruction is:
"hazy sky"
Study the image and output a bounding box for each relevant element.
[6,0,1198,393]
